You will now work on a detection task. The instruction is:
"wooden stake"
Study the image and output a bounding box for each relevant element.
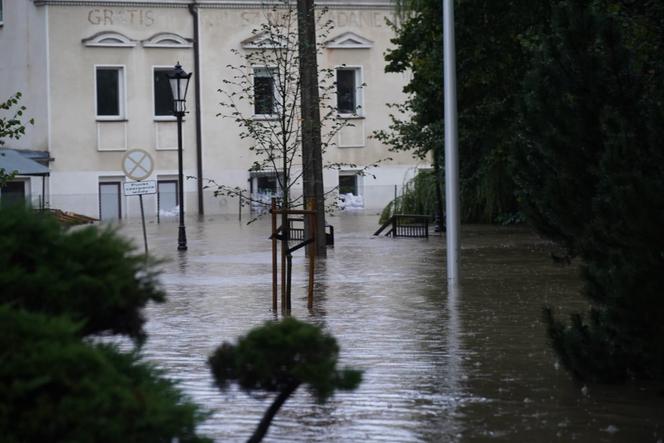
[307,198,316,309]
[271,198,278,311]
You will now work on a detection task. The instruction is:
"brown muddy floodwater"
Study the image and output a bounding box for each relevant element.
[117,213,664,442]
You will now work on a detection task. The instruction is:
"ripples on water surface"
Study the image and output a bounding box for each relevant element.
[118,214,664,442]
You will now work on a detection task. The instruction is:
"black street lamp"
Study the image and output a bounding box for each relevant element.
[168,62,192,251]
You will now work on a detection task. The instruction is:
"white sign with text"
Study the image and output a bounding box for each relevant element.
[124,180,157,196]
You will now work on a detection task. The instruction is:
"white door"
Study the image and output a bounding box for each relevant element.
[99,182,121,221]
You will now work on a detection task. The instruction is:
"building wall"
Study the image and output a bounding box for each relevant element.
[9,1,428,218]
[0,0,49,151]
[46,4,197,217]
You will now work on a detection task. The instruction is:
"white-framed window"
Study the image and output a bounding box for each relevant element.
[153,66,175,120]
[253,67,278,117]
[336,66,363,117]
[95,65,126,120]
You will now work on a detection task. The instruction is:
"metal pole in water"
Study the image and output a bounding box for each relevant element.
[443,0,460,282]
[139,194,148,255]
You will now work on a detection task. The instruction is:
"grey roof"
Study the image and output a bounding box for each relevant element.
[0,148,50,176]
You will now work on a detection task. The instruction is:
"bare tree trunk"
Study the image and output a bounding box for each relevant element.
[247,383,300,443]
[297,0,327,257]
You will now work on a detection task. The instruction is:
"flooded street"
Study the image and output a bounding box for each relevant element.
[119,214,664,442]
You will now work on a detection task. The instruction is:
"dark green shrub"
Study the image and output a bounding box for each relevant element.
[515,0,664,381]
[0,305,210,443]
[209,317,362,442]
[0,205,164,341]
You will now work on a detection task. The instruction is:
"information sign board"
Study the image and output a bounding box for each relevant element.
[124,180,157,196]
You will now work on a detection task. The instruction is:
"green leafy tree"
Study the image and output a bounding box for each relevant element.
[0,305,210,443]
[375,0,550,222]
[0,205,165,342]
[1,92,33,189]
[515,0,664,382]
[208,317,362,442]
[0,92,33,146]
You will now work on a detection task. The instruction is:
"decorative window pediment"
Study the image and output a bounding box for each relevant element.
[82,32,136,48]
[325,32,373,49]
[241,32,287,50]
[142,33,193,49]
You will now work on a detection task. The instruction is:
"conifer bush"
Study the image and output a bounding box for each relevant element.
[0,205,164,341]
[209,317,362,442]
[515,0,664,382]
[0,207,210,441]
[0,306,210,443]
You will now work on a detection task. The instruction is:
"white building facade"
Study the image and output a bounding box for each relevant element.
[0,0,428,219]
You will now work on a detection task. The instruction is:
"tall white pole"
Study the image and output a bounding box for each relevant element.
[443,0,460,282]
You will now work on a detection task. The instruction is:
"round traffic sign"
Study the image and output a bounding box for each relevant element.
[122,149,154,181]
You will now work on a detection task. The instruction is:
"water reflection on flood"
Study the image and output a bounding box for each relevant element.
[119,214,664,442]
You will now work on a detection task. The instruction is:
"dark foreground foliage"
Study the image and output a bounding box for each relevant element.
[515,0,664,382]
[209,317,362,442]
[0,306,210,443]
[0,207,209,441]
[0,205,164,342]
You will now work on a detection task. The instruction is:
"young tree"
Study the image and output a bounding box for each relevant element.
[0,205,165,342]
[208,317,362,443]
[515,0,664,382]
[214,3,345,215]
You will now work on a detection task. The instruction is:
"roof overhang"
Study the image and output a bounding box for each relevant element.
[0,149,50,176]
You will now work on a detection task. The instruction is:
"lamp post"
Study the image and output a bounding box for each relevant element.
[168,62,192,251]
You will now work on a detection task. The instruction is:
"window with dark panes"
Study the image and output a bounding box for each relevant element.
[254,68,275,115]
[257,175,278,194]
[96,68,121,117]
[336,69,357,114]
[154,69,174,116]
[0,0,4,25]
[0,181,25,208]
[339,175,357,195]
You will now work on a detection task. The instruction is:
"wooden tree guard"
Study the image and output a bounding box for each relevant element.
[271,198,317,312]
